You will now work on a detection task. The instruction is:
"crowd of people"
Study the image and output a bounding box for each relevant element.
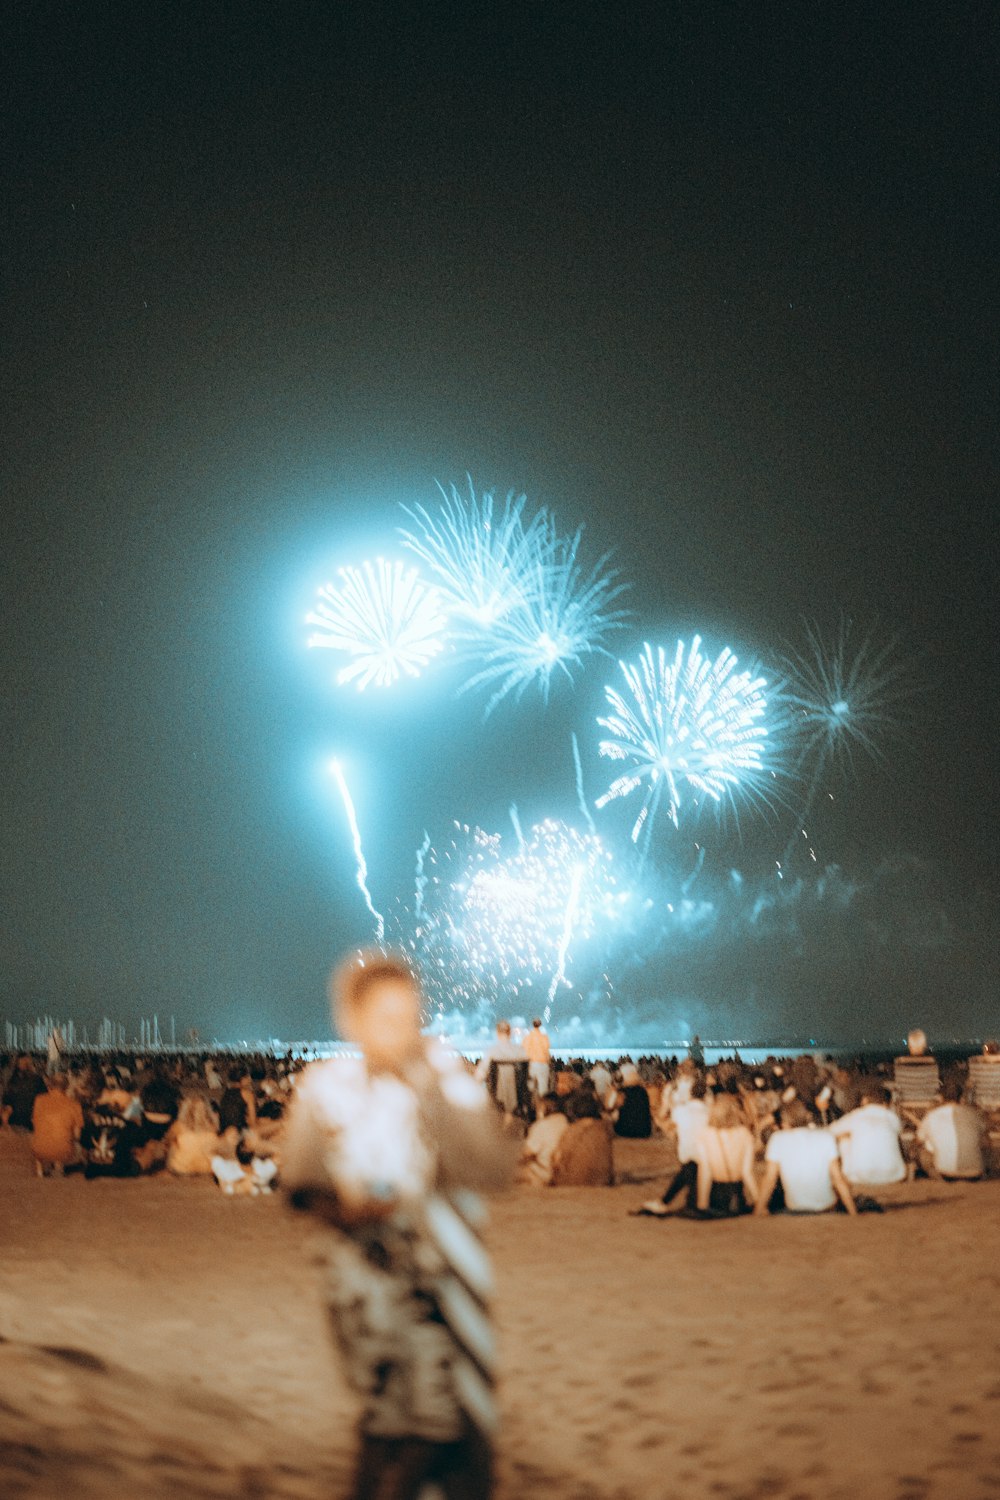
[2,1023,998,1214]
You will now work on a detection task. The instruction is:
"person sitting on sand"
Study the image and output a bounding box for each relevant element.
[610,1063,653,1139]
[517,1093,569,1186]
[2,1056,48,1130]
[218,1067,255,1133]
[166,1095,223,1176]
[915,1078,986,1181]
[692,1092,757,1216]
[551,1089,614,1186]
[829,1082,907,1186]
[638,1074,710,1215]
[755,1098,857,1215]
[31,1073,84,1177]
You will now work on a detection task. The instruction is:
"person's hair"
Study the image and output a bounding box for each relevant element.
[861,1081,892,1107]
[690,1075,707,1101]
[532,1018,542,1028]
[538,1093,564,1116]
[941,1076,963,1104]
[496,1020,511,1037]
[780,1098,811,1129]
[565,1090,602,1122]
[708,1093,745,1130]
[332,951,418,1013]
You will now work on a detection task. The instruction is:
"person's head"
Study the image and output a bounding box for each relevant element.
[537,1093,564,1118]
[860,1081,892,1108]
[982,1039,999,1056]
[940,1076,963,1104]
[565,1090,602,1122]
[708,1093,745,1130]
[532,1018,543,1030]
[496,1020,511,1039]
[331,952,423,1072]
[690,1075,707,1101]
[907,1028,929,1057]
[780,1098,811,1130]
[620,1063,641,1087]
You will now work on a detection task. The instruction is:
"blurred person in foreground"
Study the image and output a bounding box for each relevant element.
[283,953,517,1500]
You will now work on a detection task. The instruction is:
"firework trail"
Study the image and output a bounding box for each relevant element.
[596,636,771,844]
[572,731,597,836]
[509,803,526,853]
[307,558,448,689]
[545,863,584,1023]
[329,760,384,942]
[413,831,431,923]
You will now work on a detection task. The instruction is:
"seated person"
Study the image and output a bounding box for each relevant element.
[693,1092,757,1216]
[166,1095,223,1176]
[639,1075,710,1215]
[612,1064,653,1138]
[140,1066,181,1139]
[755,1098,856,1215]
[517,1094,569,1186]
[31,1074,84,1177]
[915,1079,986,1180]
[829,1082,906,1185]
[551,1091,614,1186]
[2,1056,48,1130]
[967,1042,1000,1111]
[893,1028,941,1125]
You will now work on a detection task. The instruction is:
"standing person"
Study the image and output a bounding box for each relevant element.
[474,1021,528,1120]
[283,953,516,1500]
[522,1018,551,1104]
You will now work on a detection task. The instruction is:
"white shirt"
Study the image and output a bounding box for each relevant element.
[766,1127,839,1212]
[830,1104,906,1185]
[916,1103,984,1179]
[474,1036,527,1081]
[672,1098,710,1163]
[520,1113,568,1185]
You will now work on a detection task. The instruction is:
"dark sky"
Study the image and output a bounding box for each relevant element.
[3,4,997,1042]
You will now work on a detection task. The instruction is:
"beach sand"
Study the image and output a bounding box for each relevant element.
[2,1126,999,1499]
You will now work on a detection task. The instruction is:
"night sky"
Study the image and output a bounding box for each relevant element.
[4,5,997,1044]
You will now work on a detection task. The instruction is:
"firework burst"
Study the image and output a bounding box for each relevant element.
[307,558,448,689]
[596,637,771,843]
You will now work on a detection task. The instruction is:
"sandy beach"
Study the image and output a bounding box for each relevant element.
[2,1126,999,1500]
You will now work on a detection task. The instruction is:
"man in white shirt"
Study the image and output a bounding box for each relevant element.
[915,1079,985,1180]
[474,1021,528,1117]
[756,1099,856,1215]
[829,1084,907,1186]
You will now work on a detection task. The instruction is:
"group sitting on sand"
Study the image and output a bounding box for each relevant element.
[2,1026,998,1214]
